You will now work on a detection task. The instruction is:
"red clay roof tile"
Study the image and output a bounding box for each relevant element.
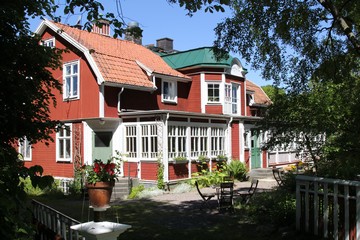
[52,21,189,89]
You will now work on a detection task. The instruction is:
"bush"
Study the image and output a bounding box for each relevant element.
[128,185,145,199]
[226,160,247,181]
[247,188,296,227]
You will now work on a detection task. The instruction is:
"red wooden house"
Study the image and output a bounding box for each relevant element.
[20,19,299,188]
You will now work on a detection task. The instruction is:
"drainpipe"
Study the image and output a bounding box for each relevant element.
[117,87,124,113]
[227,117,233,163]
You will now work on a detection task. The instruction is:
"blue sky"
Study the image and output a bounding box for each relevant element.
[30,0,269,86]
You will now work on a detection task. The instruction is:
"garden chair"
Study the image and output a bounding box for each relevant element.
[272,168,285,186]
[217,182,234,212]
[237,178,259,204]
[195,181,215,210]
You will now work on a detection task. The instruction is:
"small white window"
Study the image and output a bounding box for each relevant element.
[56,124,72,162]
[63,61,80,100]
[207,83,220,103]
[246,92,255,106]
[162,80,177,103]
[19,137,32,161]
[244,130,250,149]
[43,38,55,48]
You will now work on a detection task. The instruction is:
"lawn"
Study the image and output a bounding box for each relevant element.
[33,193,318,240]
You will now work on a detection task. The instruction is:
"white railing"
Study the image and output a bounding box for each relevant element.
[296,175,360,240]
[32,199,82,240]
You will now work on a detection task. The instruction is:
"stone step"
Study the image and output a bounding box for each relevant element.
[248,168,274,180]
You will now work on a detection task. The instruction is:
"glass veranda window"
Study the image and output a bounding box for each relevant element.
[208,83,220,102]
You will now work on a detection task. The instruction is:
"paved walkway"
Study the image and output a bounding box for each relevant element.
[149,178,278,205]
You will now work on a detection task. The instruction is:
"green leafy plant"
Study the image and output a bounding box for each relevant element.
[128,185,145,199]
[157,158,165,190]
[82,159,120,184]
[226,160,247,181]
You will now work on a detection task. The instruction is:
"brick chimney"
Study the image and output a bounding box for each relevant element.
[92,19,110,36]
[156,38,173,53]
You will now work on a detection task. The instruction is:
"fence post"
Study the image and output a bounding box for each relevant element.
[296,179,301,231]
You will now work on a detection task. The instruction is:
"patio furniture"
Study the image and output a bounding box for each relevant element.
[195,181,215,210]
[272,168,285,186]
[217,182,234,212]
[237,178,259,204]
[222,175,234,183]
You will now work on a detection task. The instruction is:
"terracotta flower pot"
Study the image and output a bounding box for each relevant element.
[86,181,115,210]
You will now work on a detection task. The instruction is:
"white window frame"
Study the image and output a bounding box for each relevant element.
[63,60,80,100]
[168,125,187,159]
[19,137,32,161]
[244,130,250,149]
[125,125,137,158]
[124,123,159,160]
[141,124,158,159]
[210,127,225,156]
[162,80,177,103]
[207,83,220,103]
[246,91,255,106]
[56,123,72,162]
[43,37,55,48]
[232,84,240,114]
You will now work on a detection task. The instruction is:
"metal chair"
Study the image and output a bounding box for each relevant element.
[272,168,285,186]
[237,178,259,204]
[217,182,234,212]
[195,181,215,210]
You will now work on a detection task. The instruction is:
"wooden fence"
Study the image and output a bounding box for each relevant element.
[32,199,82,240]
[296,175,360,240]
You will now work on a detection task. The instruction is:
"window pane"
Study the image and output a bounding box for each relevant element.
[73,64,78,74]
[72,76,78,95]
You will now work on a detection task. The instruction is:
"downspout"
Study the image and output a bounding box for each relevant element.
[227,117,233,163]
[117,87,124,113]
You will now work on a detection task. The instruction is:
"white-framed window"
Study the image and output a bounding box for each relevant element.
[162,80,177,103]
[190,126,208,157]
[141,124,158,158]
[125,125,137,158]
[168,125,187,158]
[124,123,159,159]
[246,92,255,106]
[63,61,80,100]
[210,127,225,156]
[207,83,220,103]
[43,37,55,48]
[232,84,239,114]
[19,137,32,161]
[56,124,72,162]
[244,130,250,149]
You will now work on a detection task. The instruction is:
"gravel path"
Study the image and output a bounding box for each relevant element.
[149,178,278,205]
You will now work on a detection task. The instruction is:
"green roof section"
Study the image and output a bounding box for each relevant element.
[160,47,234,69]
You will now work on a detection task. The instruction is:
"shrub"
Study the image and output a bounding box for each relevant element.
[172,182,192,193]
[128,185,145,199]
[226,160,247,181]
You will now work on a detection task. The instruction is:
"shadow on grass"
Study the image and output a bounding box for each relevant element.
[33,193,319,240]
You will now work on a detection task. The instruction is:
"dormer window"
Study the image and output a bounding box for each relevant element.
[43,37,55,48]
[162,80,177,103]
[246,92,255,106]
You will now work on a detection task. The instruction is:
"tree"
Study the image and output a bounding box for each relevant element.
[1,0,234,238]
[261,85,285,103]
[211,1,360,178]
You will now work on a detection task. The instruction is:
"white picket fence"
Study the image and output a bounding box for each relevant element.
[32,199,82,239]
[296,175,360,240]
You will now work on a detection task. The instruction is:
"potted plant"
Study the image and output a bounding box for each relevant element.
[197,155,210,164]
[173,156,188,164]
[82,159,119,210]
[217,155,228,162]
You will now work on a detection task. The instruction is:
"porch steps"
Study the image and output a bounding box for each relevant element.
[111,178,131,201]
[248,168,274,180]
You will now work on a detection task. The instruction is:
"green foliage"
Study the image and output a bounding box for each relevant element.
[190,164,228,187]
[247,188,296,227]
[82,159,120,184]
[261,85,285,103]
[225,160,247,181]
[128,185,145,199]
[157,158,165,190]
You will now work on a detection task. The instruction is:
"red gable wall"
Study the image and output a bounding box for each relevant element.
[42,29,100,120]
